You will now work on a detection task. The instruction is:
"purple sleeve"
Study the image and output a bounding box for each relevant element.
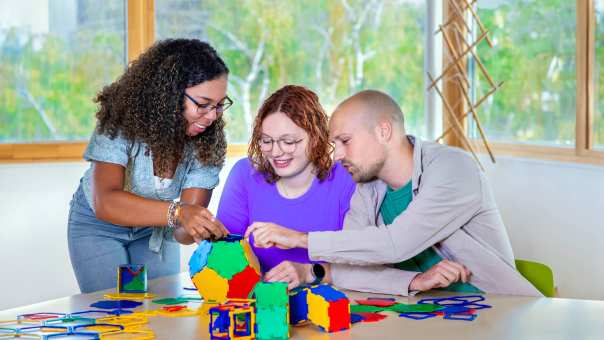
[216,159,250,235]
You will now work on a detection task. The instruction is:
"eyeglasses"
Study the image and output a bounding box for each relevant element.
[184,93,233,116]
[259,136,305,154]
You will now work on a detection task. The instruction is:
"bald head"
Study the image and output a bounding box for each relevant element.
[332,90,405,131]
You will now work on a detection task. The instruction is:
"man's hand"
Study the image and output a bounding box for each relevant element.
[265,261,313,290]
[409,259,471,292]
[244,222,308,249]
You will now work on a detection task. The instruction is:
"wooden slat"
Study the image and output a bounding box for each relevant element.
[0,144,14,158]
[226,144,248,157]
[586,0,596,151]
[442,0,468,148]
[127,0,155,63]
[0,142,87,163]
[576,0,589,155]
[0,142,249,163]
[474,141,604,166]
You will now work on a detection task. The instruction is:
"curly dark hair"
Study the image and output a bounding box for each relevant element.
[249,85,333,183]
[95,38,229,175]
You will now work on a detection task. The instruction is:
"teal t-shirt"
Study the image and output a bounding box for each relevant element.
[379,181,481,293]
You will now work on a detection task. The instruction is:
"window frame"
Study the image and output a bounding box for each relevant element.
[451,0,604,165]
[0,0,246,163]
[1,0,602,164]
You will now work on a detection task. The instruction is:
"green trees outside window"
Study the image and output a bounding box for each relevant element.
[156,0,426,143]
[475,0,577,146]
[0,0,126,143]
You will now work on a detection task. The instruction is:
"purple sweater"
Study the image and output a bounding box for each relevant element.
[216,158,356,273]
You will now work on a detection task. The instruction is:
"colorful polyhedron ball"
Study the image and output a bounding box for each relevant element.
[189,236,261,303]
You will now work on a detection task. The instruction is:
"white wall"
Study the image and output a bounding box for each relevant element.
[1,155,603,310]
[0,157,243,310]
[481,155,604,300]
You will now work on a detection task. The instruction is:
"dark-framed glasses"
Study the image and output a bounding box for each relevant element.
[259,136,305,154]
[184,93,233,116]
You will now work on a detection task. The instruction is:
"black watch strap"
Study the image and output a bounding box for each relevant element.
[310,263,326,285]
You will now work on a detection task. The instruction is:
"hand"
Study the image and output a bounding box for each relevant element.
[265,261,313,290]
[178,204,228,242]
[409,259,471,292]
[244,222,308,249]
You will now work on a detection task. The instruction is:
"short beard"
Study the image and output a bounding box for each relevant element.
[346,158,384,183]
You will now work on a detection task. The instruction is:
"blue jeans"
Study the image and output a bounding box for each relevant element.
[67,184,180,293]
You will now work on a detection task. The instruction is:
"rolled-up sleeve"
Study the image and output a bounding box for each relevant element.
[331,263,420,296]
[83,130,129,166]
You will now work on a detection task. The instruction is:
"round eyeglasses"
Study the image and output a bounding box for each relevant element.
[259,137,305,154]
[184,93,233,116]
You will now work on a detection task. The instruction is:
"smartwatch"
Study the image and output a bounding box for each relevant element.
[310,263,326,285]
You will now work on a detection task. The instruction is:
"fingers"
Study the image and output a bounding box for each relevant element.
[426,260,472,289]
[245,222,263,240]
[185,226,210,243]
[436,261,461,283]
[197,213,227,240]
[180,205,226,240]
[266,265,289,283]
[265,262,300,290]
[246,223,277,248]
[439,260,471,283]
[246,223,277,247]
[253,227,276,248]
[446,260,471,283]
[244,223,300,250]
[434,271,453,288]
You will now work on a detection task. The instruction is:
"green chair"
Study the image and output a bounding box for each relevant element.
[515,259,555,297]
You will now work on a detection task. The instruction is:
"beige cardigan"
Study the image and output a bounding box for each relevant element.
[308,136,542,297]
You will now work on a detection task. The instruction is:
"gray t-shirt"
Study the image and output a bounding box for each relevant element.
[81,129,222,253]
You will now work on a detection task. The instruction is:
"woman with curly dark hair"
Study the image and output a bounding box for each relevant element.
[67,39,231,293]
[216,85,356,290]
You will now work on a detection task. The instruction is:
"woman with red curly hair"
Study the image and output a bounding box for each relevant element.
[216,85,355,290]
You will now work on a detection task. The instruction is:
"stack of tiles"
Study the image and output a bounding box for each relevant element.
[253,282,290,339]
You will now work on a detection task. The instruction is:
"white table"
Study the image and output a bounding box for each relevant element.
[1,273,603,339]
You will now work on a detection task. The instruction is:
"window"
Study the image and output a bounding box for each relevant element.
[156,0,426,143]
[472,0,576,147]
[3,0,602,164]
[0,0,126,143]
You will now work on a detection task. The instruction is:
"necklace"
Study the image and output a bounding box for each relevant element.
[277,180,291,198]
[277,175,314,199]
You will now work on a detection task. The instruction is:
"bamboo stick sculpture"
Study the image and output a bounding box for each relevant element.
[429,0,500,167]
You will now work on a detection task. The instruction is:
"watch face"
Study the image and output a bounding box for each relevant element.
[312,263,326,279]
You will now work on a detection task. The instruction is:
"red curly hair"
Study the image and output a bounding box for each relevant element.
[248,85,333,183]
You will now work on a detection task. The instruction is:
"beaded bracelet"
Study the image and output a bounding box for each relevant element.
[167,200,181,228]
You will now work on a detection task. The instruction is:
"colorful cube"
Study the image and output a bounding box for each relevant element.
[306,284,351,333]
[209,300,256,340]
[117,264,147,293]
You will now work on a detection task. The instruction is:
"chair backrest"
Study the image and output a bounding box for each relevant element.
[515,259,555,297]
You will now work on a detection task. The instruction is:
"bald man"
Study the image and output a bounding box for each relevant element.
[246,90,541,296]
